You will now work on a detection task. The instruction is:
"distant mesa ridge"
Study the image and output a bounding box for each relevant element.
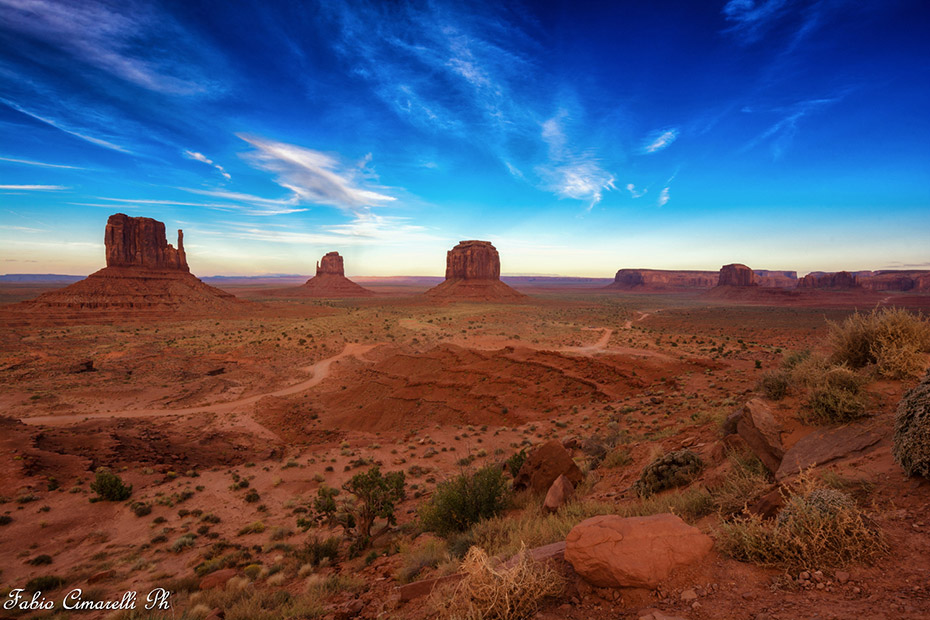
[19,213,240,312]
[798,271,860,289]
[426,240,524,300]
[607,269,718,290]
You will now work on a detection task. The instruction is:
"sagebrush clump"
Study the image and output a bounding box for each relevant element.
[829,307,930,379]
[90,468,132,501]
[633,450,703,497]
[717,477,885,570]
[893,373,930,478]
[420,466,510,536]
[804,366,868,424]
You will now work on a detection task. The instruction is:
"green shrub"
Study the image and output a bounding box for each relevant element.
[0,515,11,526]
[420,466,510,536]
[829,308,930,378]
[90,468,132,501]
[169,534,196,552]
[315,465,405,552]
[717,478,885,570]
[601,446,633,469]
[633,450,703,497]
[25,575,66,592]
[131,502,152,517]
[505,449,527,478]
[27,554,53,566]
[296,536,341,566]
[893,373,930,478]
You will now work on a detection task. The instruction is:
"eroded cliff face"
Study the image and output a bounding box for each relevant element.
[104,213,188,271]
[609,269,718,289]
[444,240,501,280]
[316,252,345,276]
[717,263,757,287]
[798,271,860,289]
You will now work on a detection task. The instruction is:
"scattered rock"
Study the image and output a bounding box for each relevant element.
[723,399,785,473]
[565,513,714,588]
[69,360,96,374]
[835,571,850,584]
[776,426,881,481]
[513,439,584,494]
[543,473,575,512]
[199,568,238,590]
[680,588,698,602]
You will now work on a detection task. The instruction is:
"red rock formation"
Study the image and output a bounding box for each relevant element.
[267,251,374,298]
[513,439,583,494]
[19,214,241,314]
[607,269,718,290]
[717,263,757,287]
[316,251,344,276]
[426,240,523,300]
[856,270,930,292]
[755,270,798,288]
[798,271,860,289]
[105,213,188,271]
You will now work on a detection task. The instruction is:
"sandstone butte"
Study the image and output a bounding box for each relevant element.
[269,251,374,297]
[425,240,524,300]
[797,270,860,289]
[716,263,757,287]
[21,213,240,312]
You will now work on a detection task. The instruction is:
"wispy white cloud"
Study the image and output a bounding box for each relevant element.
[626,183,647,198]
[721,0,791,43]
[0,156,85,169]
[0,184,69,191]
[741,97,840,159]
[0,0,223,96]
[184,150,231,181]
[0,224,44,232]
[642,128,679,153]
[657,187,670,207]
[237,135,397,214]
[536,113,615,212]
[0,98,130,153]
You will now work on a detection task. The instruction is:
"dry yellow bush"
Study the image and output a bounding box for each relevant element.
[432,546,563,620]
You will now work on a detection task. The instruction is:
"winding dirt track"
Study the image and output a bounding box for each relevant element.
[22,310,663,427]
[22,343,378,426]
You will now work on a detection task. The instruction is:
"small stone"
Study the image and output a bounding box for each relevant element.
[799,571,811,581]
[835,571,850,585]
[813,570,824,582]
[680,589,698,602]
[853,587,861,594]
[816,583,825,590]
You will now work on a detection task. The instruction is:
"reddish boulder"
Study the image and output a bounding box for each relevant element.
[776,426,881,481]
[717,263,756,287]
[105,213,187,271]
[513,439,583,494]
[722,399,785,473]
[565,514,713,588]
[543,473,575,512]
[199,568,238,590]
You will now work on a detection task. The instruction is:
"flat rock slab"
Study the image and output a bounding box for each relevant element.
[776,425,881,481]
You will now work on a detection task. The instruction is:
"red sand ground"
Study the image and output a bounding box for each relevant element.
[0,281,928,619]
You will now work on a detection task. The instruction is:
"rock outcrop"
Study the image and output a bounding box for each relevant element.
[425,240,523,300]
[607,269,718,290]
[543,473,575,512]
[856,270,930,292]
[798,271,860,289]
[20,213,240,314]
[717,263,757,287]
[755,270,798,288]
[565,513,714,588]
[513,439,583,494]
[269,251,373,298]
[776,426,881,481]
[722,399,785,474]
[104,213,188,271]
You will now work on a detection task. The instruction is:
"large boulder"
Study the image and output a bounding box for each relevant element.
[717,263,756,287]
[776,426,881,481]
[565,514,713,588]
[893,372,930,478]
[513,439,583,494]
[722,399,785,473]
[543,474,575,512]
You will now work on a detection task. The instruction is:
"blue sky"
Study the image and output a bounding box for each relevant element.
[0,0,927,277]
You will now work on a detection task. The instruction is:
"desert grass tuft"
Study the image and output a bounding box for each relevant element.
[829,307,930,379]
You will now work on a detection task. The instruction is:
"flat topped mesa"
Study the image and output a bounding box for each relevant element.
[105,213,188,271]
[717,263,757,287]
[426,240,523,300]
[19,213,239,313]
